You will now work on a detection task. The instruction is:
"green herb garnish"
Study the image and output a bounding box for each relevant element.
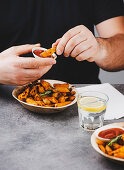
[108,135,122,146]
[39,90,52,97]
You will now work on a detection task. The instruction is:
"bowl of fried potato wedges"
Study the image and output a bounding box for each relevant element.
[12,79,77,114]
[91,122,124,164]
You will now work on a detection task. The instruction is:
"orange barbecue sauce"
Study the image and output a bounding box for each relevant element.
[98,128,124,139]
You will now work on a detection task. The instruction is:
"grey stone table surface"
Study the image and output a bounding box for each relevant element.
[0,84,124,170]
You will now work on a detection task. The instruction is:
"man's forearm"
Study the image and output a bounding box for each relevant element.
[95,34,124,71]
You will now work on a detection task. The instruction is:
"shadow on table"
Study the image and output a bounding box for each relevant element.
[0,85,15,100]
[99,156,124,169]
[23,103,78,122]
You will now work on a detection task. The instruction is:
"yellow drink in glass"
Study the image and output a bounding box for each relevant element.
[77,91,109,130]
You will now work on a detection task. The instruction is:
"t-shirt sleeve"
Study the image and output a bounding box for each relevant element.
[93,0,124,25]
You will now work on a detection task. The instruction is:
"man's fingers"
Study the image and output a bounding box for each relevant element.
[75,47,95,61]
[22,65,52,79]
[12,65,53,86]
[12,44,40,55]
[71,40,92,58]
[52,38,61,47]
[56,25,86,55]
[15,57,56,69]
[64,32,87,57]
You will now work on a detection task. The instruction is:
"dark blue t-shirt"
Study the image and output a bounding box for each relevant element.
[0,0,124,83]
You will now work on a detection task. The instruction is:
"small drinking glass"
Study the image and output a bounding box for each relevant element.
[77,91,109,131]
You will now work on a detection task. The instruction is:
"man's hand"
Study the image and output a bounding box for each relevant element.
[53,16,124,71]
[0,44,56,85]
[53,25,100,62]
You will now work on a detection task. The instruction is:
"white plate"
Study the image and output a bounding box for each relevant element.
[12,79,78,114]
[91,122,124,165]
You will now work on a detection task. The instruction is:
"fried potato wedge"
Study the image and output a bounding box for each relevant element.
[69,96,75,101]
[36,101,45,106]
[34,94,42,101]
[114,152,124,159]
[37,85,45,93]
[111,146,124,154]
[18,92,27,102]
[30,86,38,96]
[52,92,60,98]
[58,96,66,103]
[96,139,104,145]
[41,46,56,58]
[54,86,70,93]
[70,91,76,96]
[98,145,106,153]
[42,98,51,105]
[26,98,38,106]
[48,97,58,104]
[55,101,71,107]
[54,83,69,89]
[40,80,55,91]
[43,104,55,107]
[112,143,122,150]
[105,145,113,155]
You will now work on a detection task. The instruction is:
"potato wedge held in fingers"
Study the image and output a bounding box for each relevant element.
[41,46,56,58]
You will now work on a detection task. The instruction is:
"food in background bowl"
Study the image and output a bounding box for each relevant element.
[17,79,76,108]
[12,80,77,114]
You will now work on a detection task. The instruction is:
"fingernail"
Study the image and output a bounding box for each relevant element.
[57,49,62,55]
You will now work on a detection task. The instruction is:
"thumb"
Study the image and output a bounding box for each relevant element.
[13,44,40,55]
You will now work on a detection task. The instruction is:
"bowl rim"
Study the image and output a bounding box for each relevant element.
[32,47,57,59]
[12,79,78,109]
[91,122,124,163]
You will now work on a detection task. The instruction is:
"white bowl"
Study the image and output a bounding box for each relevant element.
[95,124,124,142]
[12,79,77,114]
[91,122,124,165]
[32,47,57,59]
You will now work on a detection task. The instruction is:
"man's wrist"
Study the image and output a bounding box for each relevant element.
[96,38,107,60]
